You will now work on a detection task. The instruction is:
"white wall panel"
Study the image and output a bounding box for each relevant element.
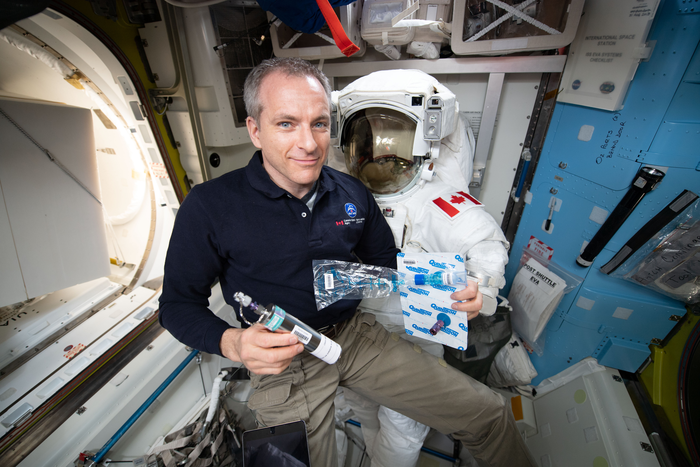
[0,98,109,305]
[0,182,26,304]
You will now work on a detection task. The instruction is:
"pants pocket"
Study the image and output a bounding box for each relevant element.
[247,380,292,411]
[247,378,304,428]
[356,312,390,346]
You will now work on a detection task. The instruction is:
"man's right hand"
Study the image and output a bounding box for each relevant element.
[219,325,304,375]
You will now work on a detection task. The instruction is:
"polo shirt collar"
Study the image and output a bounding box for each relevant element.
[245,150,337,199]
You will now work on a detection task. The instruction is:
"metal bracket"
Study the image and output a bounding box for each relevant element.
[640,441,654,453]
[471,72,505,190]
[469,167,484,188]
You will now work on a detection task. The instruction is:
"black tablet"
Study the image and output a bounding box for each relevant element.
[242,420,311,467]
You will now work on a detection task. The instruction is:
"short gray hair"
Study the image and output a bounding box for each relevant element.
[243,58,332,122]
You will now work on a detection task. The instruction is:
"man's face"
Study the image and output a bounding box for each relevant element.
[246,71,330,199]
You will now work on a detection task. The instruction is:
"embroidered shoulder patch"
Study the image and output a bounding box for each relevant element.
[432,191,483,218]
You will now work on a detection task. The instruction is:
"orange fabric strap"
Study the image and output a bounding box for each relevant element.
[315,0,360,57]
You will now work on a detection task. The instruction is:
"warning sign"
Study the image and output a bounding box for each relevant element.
[527,236,554,263]
[64,343,85,360]
[149,162,170,179]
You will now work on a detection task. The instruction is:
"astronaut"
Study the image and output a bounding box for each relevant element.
[328,69,510,466]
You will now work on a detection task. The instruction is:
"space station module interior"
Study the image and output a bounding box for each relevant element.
[0,0,699,466]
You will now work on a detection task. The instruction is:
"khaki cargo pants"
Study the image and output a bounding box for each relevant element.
[248,311,536,467]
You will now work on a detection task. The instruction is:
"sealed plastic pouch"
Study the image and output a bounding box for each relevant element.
[508,249,583,355]
[313,260,405,310]
[608,196,700,304]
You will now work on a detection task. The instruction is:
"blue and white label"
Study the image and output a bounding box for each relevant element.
[431,303,456,315]
[265,307,286,332]
[409,305,432,316]
[429,259,448,269]
[345,203,357,218]
[406,265,430,274]
[431,284,457,293]
[407,286,430,296]
[412,324,431,335]
[443,327,458,337]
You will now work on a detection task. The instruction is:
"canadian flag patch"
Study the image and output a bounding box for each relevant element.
[432,191,482,218]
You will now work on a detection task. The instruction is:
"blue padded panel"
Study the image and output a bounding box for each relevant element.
[506,0,700,381]
[595,337,651,372]
[684,44,700,83]
[565,263,681,342]
[529,319,609,385]
[664,82,700,122]
[644,121,700,167]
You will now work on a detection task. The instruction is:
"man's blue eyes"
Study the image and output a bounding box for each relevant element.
[278,122,328,128]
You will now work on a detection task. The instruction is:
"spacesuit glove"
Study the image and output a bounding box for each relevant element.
[479,286,499,316]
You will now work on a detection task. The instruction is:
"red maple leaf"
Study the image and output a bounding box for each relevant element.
[450,195,466,204]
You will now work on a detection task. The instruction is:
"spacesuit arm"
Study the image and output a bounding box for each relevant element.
[464,242,509,316]
[452,208,510,316]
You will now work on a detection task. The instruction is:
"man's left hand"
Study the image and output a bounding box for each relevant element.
[450,280,482,320]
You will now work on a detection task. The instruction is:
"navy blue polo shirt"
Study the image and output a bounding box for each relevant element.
[159,152,399,356]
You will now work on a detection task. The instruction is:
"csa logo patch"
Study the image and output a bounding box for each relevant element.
[345,203,357,218]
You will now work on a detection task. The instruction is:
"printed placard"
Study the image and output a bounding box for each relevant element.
[526,236,554,262]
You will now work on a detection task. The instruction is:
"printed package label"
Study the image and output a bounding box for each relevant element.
[398,252,468,350]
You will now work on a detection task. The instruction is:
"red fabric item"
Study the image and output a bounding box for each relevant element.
[457,191,483,205]
[433,197,460,218]
[315,0,360,57]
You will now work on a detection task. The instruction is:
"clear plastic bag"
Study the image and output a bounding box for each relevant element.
[508,249,583,355]
[517,248,583,294]
[609,197,700,304]
[312,260,405,310]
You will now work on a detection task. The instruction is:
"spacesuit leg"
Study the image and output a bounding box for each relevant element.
[340,386,381,455]
[371,406,431,467]
[340,387,432,467]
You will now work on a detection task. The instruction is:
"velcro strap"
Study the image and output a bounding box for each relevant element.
[160,450,180,467]
[155,403,236,467]
[151,433,196,454]
[185,432,210,467]
[315,0,360,56]
[466,270,497,288]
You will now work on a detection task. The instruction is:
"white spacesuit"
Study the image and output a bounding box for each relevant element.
[329,69,510,466]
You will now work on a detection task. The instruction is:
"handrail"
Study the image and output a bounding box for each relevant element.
[89,349,200,464]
